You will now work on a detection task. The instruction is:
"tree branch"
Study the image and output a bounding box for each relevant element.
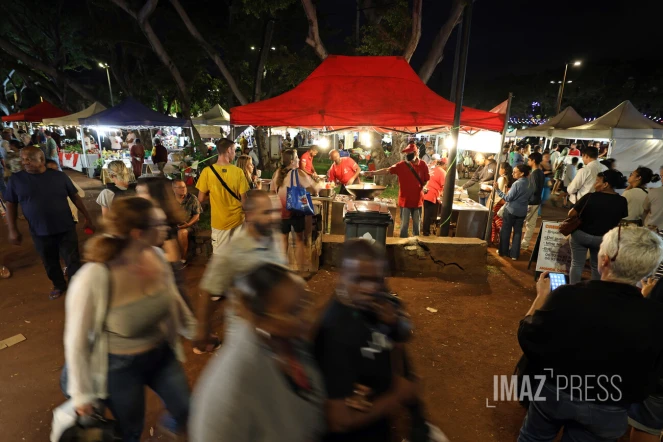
[417,0,466,84]
[402,0,422,62]
[169,0,248,105]
[139,0,160,23]
[0,35,101,105]
[254,19,275,103]
[301,0,328,60]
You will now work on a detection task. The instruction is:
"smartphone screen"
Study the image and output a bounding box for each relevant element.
[549,273,567,291]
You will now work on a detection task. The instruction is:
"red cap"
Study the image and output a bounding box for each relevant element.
[402,143,417,154]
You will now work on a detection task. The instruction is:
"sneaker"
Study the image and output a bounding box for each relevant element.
[512,257,517,261]
[49,289,65,300]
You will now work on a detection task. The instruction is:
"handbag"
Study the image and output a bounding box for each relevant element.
[286,169,314,215]
[559,193,592,236]
[496,203,506,218]
[52,266,120,442]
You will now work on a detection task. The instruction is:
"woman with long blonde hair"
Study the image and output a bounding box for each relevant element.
[96,160,135,216]
[236,154,261,190]
[64,197,196,441]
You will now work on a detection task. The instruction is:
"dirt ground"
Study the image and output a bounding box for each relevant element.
[0,171,581,441]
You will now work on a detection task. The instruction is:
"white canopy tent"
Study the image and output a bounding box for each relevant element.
[515,106,585,138]
[191,104,231,139]
[550,101,663,173]
[42,102,107,126]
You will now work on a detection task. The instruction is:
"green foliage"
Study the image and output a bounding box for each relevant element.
[356,0,411,56]
[241,0,298,17]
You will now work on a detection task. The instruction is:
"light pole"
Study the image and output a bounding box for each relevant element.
[98,62,114,106]
[556,60,581,114]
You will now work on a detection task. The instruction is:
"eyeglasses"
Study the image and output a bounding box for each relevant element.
[610,224,621,262]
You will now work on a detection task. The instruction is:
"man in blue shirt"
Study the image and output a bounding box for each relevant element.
[4,147,95,299]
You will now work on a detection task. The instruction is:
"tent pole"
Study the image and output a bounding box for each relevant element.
[483,93,513,241]
[79,126,90,176]
[438,1,473,237]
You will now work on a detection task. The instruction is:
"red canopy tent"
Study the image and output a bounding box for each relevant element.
[2,101,68,122]
[230,55,505,133]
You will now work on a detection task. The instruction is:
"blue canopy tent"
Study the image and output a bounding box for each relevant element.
[78,97,188,128]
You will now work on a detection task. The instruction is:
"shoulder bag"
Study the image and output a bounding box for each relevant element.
[286,169,314,215]
[559,193,592,236]
[208,165,241,202]
[404,161,426,191]
[51,266,121,442]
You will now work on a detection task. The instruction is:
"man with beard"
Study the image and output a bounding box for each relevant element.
[193,189,287,354]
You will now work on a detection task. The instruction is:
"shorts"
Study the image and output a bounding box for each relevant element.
[211,225,242,255]
[628,395,663,435]
[281,215,306,235]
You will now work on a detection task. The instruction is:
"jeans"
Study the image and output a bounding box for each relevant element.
[499,210,525,259]
[400,207,422,238]
[30,228,81,291]
[570,229,603,284]
[521,205,540,249]
[422,200,438,236]
[479,196,488,206]
[518,382,628,442]
[106,343,190,442]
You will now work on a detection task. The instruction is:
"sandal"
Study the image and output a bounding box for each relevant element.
[0,266,10,279]
[192,335,222,355]
[49,289,65,300]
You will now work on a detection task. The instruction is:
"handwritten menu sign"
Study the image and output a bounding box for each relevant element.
[535,221,572,274]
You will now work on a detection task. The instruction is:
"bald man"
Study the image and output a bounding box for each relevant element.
[4,147,95,300]
[328,149,361,194]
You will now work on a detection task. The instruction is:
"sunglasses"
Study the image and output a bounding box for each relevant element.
[610,224,621,262]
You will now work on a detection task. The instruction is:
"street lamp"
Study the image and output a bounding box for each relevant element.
[557,60,581,113]
[98,62,114,106]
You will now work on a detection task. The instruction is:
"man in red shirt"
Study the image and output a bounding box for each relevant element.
[299,145,319,178]
[328,149,361,193]
[422,157,447,236]
[365,143,430,237]
[567,142,581,157]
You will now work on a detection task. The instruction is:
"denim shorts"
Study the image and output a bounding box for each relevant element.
[628,395,663,435]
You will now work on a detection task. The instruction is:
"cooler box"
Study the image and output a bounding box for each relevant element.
[343,200,393,247]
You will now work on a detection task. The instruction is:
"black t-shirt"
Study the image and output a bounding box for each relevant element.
[528,168,545,205]
[519,280,663,404]
[314,298,394,442]
[576,192,628,236]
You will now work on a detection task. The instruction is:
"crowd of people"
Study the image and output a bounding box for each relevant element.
[4,128,663,442]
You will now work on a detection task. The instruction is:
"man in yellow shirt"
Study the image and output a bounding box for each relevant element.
[197,138,249,254]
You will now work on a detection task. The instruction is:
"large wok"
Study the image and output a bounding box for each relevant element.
[345,183,386,200]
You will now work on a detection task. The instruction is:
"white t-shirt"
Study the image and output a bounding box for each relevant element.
[623,187,649,221]
[567,160,602,204]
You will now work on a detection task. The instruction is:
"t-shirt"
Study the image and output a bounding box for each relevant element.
[327,157,359,186]
[423,166,446,204]
[567,148,581,156]
[190,320,325,442]
[4,169,78,236]
[271,169,314,219]
[644,187,663,230]
[575,192,628,236]
[179,192,203,223]
[299,151,315,175]
[389,160,430,208]
[528,168,545,206]
[152,144,168,163]
[563,163,577,186]
[196,164,249,231]
[314,299,395,442]
[622,187,648,221]
[96,184,136,210]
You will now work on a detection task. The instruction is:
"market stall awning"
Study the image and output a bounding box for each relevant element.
[230,55,505,133]
[42,102,107,126]
[2,101,68,122]
[78,97,188,128]
[516,107,585,138]
[191,104,230,125]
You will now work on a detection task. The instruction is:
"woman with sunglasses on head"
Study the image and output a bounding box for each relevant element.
[63,197,196,442]
[623,166,654,225]
[568,169,628,284]
[189,263,324,442]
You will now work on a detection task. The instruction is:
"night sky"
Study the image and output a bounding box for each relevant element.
[317,0,663,101]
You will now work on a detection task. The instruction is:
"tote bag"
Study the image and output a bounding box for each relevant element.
[286,170,314,215]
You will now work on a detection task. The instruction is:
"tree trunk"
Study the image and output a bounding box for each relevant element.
[253,19,275,103]
[417,0,466,84]
[370,132,403,186]
[169,0,248,105]
[402,0,422,62]
[110,0,192,117]
[255,128,274,172]
[301,0,328,60]
[0,36,102,105]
